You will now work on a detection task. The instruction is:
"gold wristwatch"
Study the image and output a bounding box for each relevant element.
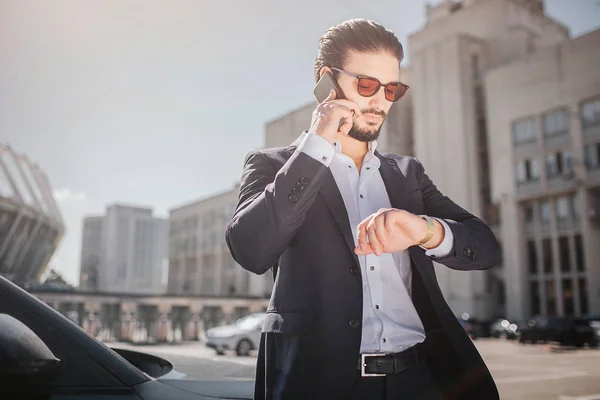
[418,215,435,245]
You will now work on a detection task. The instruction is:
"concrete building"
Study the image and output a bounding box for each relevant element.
[485,29,600,320]
[79,204,167,295]
[262,0,600,321]
[0,144,64,285]
[168,187,272,298]
[79,216,103,291]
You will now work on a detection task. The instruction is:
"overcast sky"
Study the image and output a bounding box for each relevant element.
[1,0,599,286]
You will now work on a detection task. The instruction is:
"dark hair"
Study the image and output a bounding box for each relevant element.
[314,19,404,82]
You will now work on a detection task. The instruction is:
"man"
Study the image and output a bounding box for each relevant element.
[226,19,501,400]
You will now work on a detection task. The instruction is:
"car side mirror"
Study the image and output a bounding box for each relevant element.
[0,313,61,384]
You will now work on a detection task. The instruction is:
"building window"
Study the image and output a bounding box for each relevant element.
[546,279,556,316]
[562,279,574,316]
[570,193,580,220]
[516,159,540,183]
[581,98,600,128]
[542,238,553,273]
[545,151,573,177]
[579,278,589,314]
[512,118,537,144]
[530,281,541,316]
[574,234,585,272]
[527,240,538,274]
[542,108,569,137]
[555,197,569,223]
[523,203,535,223]
[558,236,570,273]
[584,143,600,169]
[540,201,551,225]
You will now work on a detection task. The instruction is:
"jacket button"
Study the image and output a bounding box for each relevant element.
[288,194,298,203]
[299,177,308,185]
[463,248,473,257]
[350,266,360,276]
[348,319,360,328]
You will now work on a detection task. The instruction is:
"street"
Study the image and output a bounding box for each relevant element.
[111,339,600,400]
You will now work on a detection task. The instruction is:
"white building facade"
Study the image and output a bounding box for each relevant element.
[79,204,167,294]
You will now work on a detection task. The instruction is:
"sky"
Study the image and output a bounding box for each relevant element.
[1,0,599,286]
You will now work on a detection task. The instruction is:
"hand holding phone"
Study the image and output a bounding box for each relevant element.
[310,72,360,144]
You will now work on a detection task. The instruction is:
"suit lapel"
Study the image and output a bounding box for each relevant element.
[285,146,360,267]
[376,151,413,213]
[318,170,361,268]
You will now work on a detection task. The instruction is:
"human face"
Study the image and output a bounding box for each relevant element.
[323,50,402,143]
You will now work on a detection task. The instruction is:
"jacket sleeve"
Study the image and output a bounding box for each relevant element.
[415,158,501,271]
[225,149,329,275]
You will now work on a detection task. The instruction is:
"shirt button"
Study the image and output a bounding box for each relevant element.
[375,305,379,310]
[348,319,360,329]
[370,266,374,271]
[382,338,386,343]
[360,194,364,199]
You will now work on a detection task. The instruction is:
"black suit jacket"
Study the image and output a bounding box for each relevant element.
[226,144,501,400]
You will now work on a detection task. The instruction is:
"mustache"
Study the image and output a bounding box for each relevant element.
[361,108,386,118]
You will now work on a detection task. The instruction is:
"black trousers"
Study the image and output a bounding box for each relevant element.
[351,361,442,400]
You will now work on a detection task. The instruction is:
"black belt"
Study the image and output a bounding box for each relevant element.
[357,342,424,377]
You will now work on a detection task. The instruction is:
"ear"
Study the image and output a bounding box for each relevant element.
[319,66,332,79]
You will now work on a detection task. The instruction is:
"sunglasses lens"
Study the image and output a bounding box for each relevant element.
[385,83,407,102]
[357,78,380,96]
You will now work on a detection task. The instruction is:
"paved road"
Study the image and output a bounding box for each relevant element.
[111,339,600,400]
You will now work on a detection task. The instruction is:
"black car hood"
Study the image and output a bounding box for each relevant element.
[157,377,254,399]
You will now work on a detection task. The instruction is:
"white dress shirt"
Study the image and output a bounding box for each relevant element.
[293,132,454,354]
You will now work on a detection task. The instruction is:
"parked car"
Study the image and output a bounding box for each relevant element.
[0,275,254,399]
[518,315,598,347]
[205,312,265,356]
[490,318,519,340]
[583,313,600,347]
[457,313,485,339]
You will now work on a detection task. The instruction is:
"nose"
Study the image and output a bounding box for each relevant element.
[368,86,389,109]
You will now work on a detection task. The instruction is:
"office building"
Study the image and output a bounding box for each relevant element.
[79,204,167,294]
[168,187,273,297]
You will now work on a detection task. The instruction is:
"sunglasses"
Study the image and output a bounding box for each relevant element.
[331,67,409,102]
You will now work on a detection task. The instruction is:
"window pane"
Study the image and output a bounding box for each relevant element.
[581,98,600,127]
[558,236,570,272]
[546,154,557,177]
[524,203,535,222]
[574,234,585,271]
[543,108,568,136]
[579,278,589,314]
[530,159,540,178]
[562,279,574,316]
[527,240,538,274]
[516,161,526,182]
[542,238,553,273]
[585,144,600,169]
[540,201,551,223]
[546,279,556,316]
[556,197,569,220]
[530,281,541,315]
[513,118,537,144]
[562,151,572,174]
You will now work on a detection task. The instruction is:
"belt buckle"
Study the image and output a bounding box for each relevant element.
[361,353,386,377]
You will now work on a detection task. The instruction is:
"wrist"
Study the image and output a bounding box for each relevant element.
[421,218,444,249]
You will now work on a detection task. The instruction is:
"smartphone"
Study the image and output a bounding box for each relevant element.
[313,71,348,130]
[313,71,346,102]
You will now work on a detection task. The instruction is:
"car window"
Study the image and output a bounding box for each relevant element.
[0,290,130,389]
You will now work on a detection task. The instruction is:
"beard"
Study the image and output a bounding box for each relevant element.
[347,108,387,143]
